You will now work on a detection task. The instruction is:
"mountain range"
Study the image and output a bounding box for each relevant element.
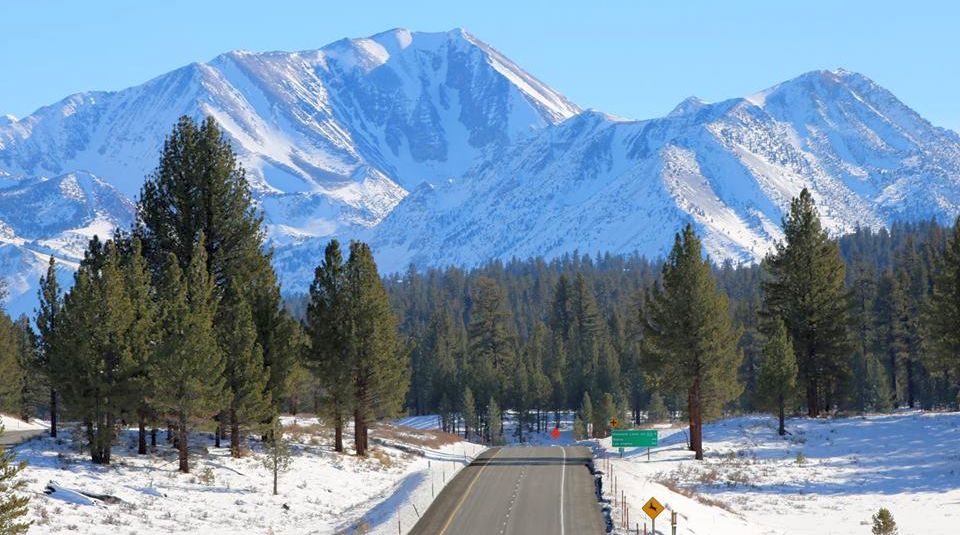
[1,28,958,314]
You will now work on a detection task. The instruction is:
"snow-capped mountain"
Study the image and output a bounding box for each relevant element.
[373,69,960,273]
[0,27,577,242]
[1,29,959,313]
[0,28,579,312]
[0,171,135,315]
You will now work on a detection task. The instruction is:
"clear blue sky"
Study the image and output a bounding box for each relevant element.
[2,1,957,130]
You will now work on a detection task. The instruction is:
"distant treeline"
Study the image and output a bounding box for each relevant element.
[288,203,960,454]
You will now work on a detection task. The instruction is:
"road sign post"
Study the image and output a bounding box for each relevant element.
[643,496,664,535]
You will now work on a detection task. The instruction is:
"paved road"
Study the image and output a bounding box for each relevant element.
[0,429,45,447]
[410,446,605,535]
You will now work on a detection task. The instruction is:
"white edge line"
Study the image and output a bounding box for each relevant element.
[560,446,566,535]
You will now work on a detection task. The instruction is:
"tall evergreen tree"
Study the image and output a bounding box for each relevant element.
[467,277,515,416]
[579,391,593,438]
[462,386,477,441]
[122,237,159,455]
[12,316,40,423]
[873,271,909,408]
[55,240,140,464]
[922,218,960,395]
[344,242,408,456]
[304,240,352,453]
[756,319,798,435]
[152,242,226,473]
[0,313,22,417]
[138,116,292,418]
[486,397,502,445]
[762,189,851,416]
[220,281,270,457]
[644,224,742,460]
[36,256,62,438]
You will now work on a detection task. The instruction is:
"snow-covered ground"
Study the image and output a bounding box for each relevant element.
[1,413,48,431]
[9,416,483,534]
[595,411,960,535]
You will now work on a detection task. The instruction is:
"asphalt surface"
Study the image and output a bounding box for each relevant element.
[410,446,605,535]
[0,429,45,446]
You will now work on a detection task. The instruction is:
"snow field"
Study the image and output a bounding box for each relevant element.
[10,417,482,534]
[597,411,960,534]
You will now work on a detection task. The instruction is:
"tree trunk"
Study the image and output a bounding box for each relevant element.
[138,409,147,455]
[178,411,189,473]
[214,411,222,449]
[778,395,786,436]
[273,463,278,495]
[689,378,703,460]
[354,405,367,457]
[334,410,344,453]
[150,427,158,448]
[230,408,241,458]
[50,388,58,438]
[103,413,113,464]
[806,379,819,417]
[687,388,696,452]
[889,351,898,407]
[906,359,915,408]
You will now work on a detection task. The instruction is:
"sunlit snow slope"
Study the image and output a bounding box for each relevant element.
[1,30,959,311]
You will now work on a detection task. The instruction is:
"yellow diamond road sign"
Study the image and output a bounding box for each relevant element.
[643,496,664,520]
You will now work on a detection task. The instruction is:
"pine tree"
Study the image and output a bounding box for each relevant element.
[304,240,352,453]
[36,256,62,438]
[573,415,586,440]
[646,392,669,423]
[344,242,408,457]
[580,391,593,438]
[138,116,291,418]
[55,240,139,464]
[922,218,960,389]
[644,224,742,460]
[12,316,39,423]
[0,424,30,535]
[462,386,477,441]
[871,507,898,535]
[261,418,292,496]
[594,393,616,438]
[467,277,515,414]
[0,313,22,416]
[152,241,227,473]
[756,319,798,435]
[762,189,851,417]
[873,271,909,408]
[122,237,159,455]
[487,397,502,445]
[511,350,532,442]
[862,353,894,413]
[220,281,270,458]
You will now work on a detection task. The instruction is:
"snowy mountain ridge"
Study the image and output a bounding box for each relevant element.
[1,29,959,313]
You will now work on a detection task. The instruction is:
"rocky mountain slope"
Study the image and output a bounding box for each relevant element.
[1,29,958,312]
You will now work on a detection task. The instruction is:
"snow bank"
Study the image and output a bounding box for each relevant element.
[14,420,483,534]
[598,411,960,535]
[0,413,46,431]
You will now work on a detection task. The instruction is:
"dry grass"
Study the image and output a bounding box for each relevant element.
[372,423,463,449]
[657,476,738,513]
[285,422,332,443]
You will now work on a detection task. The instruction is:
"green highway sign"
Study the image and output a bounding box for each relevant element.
[612,429,658,448]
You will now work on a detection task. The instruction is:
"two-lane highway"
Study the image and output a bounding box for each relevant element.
[410,446,605,535]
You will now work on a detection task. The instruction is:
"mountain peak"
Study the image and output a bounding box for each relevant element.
[668,96,708,117]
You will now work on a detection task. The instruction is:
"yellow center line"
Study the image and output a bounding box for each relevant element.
[437,446,502,535]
